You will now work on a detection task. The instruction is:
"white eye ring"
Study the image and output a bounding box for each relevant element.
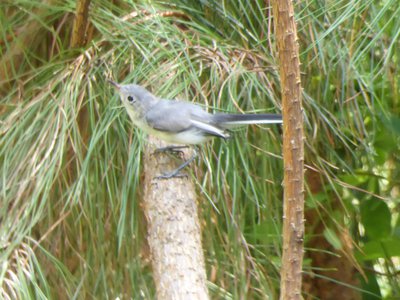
[127,96,136,103]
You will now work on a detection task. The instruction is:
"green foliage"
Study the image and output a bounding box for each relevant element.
[1,0,399,299]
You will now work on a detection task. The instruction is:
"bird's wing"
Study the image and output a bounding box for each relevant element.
[145,100,195,132]
[145,100,227,138]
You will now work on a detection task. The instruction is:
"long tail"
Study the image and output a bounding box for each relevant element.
[212,113,282,128]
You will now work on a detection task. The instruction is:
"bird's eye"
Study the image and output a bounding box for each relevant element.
[127,96,135,103]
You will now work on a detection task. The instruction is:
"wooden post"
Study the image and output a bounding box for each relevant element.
[142,136,209,300]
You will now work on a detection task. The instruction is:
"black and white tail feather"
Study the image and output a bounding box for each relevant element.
[212,113,282,126]
[195,113,283,139]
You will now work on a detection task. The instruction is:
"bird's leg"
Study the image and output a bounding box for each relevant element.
[154,145,189,158]
[155,147,198,180]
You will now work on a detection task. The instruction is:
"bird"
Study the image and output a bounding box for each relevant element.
[108,81,282,144]
[109,81,282,178]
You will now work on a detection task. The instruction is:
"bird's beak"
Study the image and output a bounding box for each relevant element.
[107,80,120,90]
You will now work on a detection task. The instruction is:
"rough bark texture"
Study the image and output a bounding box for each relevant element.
[271,1,305,300]
[70,0,91,48]
[142,136,209,300]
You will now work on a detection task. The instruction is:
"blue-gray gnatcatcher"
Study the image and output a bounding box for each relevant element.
[109,81,282,178]
[109,81,282,144]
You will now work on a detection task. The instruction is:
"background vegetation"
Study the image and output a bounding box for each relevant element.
[1,0,399,299]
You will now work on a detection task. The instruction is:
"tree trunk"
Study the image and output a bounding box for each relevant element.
[142,136,209,300]
[271,1,305,299]
[70,0,91,48]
